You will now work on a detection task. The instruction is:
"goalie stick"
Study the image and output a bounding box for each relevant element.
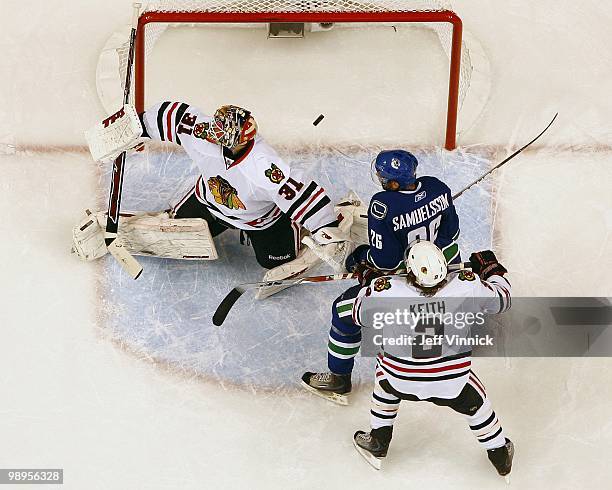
[212,262,470,326]
[104,3,143,280]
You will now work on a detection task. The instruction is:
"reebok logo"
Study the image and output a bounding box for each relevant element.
[269,253,291,260]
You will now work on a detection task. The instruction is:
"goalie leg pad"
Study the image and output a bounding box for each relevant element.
[71,210,218,261]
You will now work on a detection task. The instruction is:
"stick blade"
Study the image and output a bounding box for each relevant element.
[107,240,143,279]
[213,287,245,326]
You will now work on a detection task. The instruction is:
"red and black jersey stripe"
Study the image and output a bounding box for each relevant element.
[377,351,472,382]
[285,181,331,229]
[156,101,190,144]
[286,182,318,217]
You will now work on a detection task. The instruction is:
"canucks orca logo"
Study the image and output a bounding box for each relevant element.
[370,200,387,220]
[265,163,285,184]
[208,175,246,210]
[373,277,392,292]
[391,158,401,169]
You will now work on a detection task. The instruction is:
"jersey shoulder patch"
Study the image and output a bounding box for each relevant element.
[458,270,476,281]
[264,163,285,184]
[372,276,392,292]
[369,199,388,220]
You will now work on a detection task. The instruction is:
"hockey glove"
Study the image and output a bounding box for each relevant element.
[469,250,507,280]
[353,263,385,287]
[345,244,370,272]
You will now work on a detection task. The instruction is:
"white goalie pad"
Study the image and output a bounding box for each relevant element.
[71,210,218,261]
[255,245,322,300]
[84,104,144,162]
[302,190,369,272]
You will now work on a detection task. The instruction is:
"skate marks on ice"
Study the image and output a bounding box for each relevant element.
[96,145,493,390]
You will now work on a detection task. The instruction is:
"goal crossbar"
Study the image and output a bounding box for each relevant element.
[134,10,463,150]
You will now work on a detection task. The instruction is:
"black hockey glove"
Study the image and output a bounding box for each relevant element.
[345,244,370,273]
[353,263,386,287]
[469,250,507,280]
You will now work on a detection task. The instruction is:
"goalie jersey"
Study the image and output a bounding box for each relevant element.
[366,177,460,270]
[141,101,335,232]
[353,270,511,399]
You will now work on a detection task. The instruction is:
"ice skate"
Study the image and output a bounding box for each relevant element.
[300,371,351,405]
[487,438,514,482]
[352,428,392,470]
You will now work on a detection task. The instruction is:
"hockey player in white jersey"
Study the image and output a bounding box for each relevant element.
[350,241,514,478]
[73,103,351,289]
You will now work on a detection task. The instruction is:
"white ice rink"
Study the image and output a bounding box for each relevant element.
[1,1,612,489]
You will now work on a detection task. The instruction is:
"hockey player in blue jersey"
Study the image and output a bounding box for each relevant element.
[301,149,462,403]
[357,149,461,271]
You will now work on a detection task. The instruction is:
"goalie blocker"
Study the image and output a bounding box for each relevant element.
[84,105,145,163]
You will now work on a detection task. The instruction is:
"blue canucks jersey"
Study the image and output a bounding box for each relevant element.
[364,176,460,270]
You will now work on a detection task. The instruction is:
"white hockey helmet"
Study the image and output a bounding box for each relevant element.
[405,240,448,287]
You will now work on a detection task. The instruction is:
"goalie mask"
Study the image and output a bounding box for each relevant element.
[208,105,258,149]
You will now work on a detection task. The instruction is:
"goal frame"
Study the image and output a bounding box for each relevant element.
[134,10,463,150]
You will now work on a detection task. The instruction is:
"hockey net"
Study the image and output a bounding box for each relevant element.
[97,0,488,150]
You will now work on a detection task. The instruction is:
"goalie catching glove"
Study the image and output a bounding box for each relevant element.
[84,104,145,162]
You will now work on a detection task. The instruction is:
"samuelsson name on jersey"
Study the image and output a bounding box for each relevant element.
[392,193,450,231]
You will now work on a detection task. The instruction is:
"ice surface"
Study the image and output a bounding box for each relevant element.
[98,145,493,390]
[2,1,612,488]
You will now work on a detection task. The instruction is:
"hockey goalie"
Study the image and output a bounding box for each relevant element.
[72,102,367,296]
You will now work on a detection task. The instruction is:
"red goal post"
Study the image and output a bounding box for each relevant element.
[132,7,464,150]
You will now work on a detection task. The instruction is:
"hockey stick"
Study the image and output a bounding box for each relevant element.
[452,112,558,200]
[212,262,470,326]
[104,3,143,280]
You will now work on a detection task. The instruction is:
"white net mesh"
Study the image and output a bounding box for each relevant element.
[143,0,449,13]
[101,0,473,131]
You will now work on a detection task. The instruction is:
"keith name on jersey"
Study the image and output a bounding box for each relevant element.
[392,192,450,231]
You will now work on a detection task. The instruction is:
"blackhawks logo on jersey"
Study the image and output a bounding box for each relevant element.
[373,277,392,292]
[265,163,285,184]
[208,175,246,210]
[193,122,215,143]
[458,270,476,281]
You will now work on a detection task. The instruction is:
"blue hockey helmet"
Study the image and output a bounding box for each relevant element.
[372,150,418,190]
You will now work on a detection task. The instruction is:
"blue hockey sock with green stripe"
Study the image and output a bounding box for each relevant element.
[328,285,362,375]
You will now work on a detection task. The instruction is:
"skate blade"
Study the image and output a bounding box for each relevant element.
[504,475,510,485]
[300,380,349,406]
[353,439,382,470]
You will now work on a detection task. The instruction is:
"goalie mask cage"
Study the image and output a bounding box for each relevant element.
[108,1,471,150]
